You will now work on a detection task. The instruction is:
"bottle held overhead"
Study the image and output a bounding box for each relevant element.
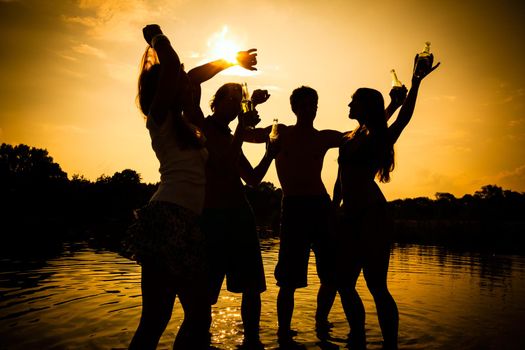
[414,41,434,78]
[390,69,404,89]
[241,82,253,113]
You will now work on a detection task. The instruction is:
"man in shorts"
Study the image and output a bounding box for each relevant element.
[199,82,276,347]
[245,86,342,342]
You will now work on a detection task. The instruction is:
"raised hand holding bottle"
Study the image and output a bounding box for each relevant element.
[414,42,434,79]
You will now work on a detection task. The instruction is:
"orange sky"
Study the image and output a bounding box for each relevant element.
[1,0,524,199]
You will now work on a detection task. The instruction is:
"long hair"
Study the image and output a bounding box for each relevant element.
[137,46,203,150]
[137,47,160,116]
[209,82,242,112]
[353,88,395,183]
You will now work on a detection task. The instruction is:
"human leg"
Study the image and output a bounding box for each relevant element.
[336,213,366,348]
[339,282,366,349]
[312,195,338,331]
[363,247,398,350]
[128,264,176,350]
[176,280,212,350]
[361,205,398,349]
[241,288,262,342]
[222,205,266,342]
[315,284,337,326]
[276,285,296,339]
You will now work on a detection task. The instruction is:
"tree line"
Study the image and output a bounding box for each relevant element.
[1,143,524,254]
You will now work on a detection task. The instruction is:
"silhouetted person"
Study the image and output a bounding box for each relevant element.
[245,86,406,343]
[184,51,276,347]
[124,25,210,350]
[333,59,439,349]
[267,87,341,343]
[201,83,278,348]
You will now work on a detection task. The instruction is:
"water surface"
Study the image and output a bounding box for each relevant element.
[1,240,525,349]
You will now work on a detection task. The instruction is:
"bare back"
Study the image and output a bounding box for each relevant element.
[275,125,342,197]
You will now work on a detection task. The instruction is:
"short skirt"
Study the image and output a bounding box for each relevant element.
[121,201,207,281]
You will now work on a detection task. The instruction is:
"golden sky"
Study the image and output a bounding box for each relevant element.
[1,0,524,199]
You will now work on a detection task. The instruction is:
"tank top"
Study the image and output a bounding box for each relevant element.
[147,112,208,214]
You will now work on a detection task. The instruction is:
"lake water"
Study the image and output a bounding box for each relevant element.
[1,239,525,349]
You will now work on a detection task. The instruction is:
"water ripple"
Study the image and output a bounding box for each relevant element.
[1,242,525,349]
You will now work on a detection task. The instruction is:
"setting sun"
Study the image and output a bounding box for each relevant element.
[208,26,239,63]
[205,26,256,77]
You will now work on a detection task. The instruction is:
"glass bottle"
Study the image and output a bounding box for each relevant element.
[414,41,433,78]
[241,82,252,113]
[390,69,403,89]
[270,118,279,142]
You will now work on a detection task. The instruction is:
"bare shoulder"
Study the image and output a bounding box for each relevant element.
[277,123,290,132]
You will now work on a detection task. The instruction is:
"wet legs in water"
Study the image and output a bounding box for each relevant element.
[128,265,211,350]
[241,289,262,343]
[339,286,366,349]
[176,286,212,349]
[277,286,297,340]
[315,284,337,338]
[338,263,399,349]
[366,279,398,349]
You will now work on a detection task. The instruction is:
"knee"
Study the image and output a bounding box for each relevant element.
[278,286,296,298]
[141,307,172,327]
[366,283,390,298]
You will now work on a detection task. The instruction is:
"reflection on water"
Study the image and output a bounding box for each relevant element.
[1,240,525,349]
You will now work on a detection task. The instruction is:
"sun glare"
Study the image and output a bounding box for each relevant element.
[206,26,256,77]
[208,26,240,63]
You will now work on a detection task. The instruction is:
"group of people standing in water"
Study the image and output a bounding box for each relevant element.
[122,24,439,350]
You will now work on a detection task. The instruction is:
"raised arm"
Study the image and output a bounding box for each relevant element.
[385,85,408,121]
[142,25,181,125]
[187,49,258,85]
[187,59,234,86]
[388,58,440,144]
[186,49,258,125]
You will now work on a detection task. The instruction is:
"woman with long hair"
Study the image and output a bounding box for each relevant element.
[123,25,209,350]
[334,59,439,349]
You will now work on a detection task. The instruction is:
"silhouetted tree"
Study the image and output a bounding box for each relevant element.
[245,181,283,235]
[2,143,525,254]
[0,143,67,185]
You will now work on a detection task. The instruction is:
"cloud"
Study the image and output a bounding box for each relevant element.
[36,123,91,135]
[53,52,79,62]
[472,164,525,192]
[495,164,525,181]
[63,0,168,43]
[495,83,525,104]
[72,43,107,59]
[508,118,525,127]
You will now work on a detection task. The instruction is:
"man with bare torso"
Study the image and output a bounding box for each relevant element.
[246,86,342,342]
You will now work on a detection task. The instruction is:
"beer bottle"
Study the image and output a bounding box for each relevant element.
[391,69,403,89]
[270,118,279,142]
[241,82,252,113]
[414,42,433,79]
